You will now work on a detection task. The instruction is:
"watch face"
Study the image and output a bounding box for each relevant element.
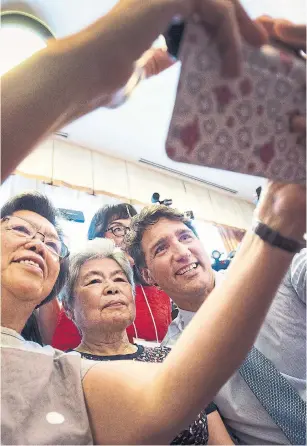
[212,250,221,260]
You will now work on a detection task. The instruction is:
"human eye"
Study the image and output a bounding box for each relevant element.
[11,223,32,236]
[45,240,61,254]
[179,232,193,242]
[154,244,167,256]
[114,276,128,283]
[86,278,101,286]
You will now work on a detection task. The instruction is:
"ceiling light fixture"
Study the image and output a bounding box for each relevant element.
[0,11,54,76]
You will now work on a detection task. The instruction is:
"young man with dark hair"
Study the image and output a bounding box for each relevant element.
[127,203,306,445]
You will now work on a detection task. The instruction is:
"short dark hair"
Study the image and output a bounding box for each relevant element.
[126,205,198,269]
[1,191,69,308]
[88,203,137,240]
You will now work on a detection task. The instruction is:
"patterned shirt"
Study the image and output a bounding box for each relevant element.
[75,344,215,445]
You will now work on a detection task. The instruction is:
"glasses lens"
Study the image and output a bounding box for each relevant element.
[45,239,69,259]
[7,216,69,259]
[8,217,35,237]
[113,226,126,236]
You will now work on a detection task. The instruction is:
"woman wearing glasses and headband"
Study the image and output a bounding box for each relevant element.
[52,203,172,350]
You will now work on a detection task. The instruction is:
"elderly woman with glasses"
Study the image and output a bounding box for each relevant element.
[52,203,172,351]
[62,237,234,445]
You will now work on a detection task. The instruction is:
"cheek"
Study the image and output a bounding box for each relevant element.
[73,291,100,325]
[150,259,171,285]
[105,232,116,243]
[45,261,60,290]
[1,236,17,271]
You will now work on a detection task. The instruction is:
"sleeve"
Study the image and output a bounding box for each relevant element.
[290,248,306,304]
[205,402,218,415]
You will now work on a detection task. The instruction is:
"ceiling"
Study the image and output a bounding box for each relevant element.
[2,0,305,202]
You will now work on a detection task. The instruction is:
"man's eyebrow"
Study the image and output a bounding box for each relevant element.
[150,236,169,254]
[149,228,193,254]
[175,228,193,237]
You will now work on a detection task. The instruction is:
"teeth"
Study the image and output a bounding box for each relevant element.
[177,263,197,275]
[18,259,41,270]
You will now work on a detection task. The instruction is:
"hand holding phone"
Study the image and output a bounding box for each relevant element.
[165,20,306,184]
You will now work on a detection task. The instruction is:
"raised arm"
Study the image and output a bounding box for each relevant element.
[1,0,266,181]
[83,182,305,444]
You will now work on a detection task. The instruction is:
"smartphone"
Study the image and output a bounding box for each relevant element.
[165,20,306,184]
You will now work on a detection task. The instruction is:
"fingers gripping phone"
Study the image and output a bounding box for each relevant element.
[165,20,306,184]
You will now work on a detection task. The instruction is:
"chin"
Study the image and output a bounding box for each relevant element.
[11,280,47,304]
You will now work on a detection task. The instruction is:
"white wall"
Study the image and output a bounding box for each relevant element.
[14,137,255,229]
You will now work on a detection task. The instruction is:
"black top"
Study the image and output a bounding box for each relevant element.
[70,344,218,444]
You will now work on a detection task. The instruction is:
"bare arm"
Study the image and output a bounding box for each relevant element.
[37,298,61,345]
[83,182,306,445]
[1,0,266,182]
[207,411,234,445]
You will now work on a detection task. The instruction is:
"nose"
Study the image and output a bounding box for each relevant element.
[172,240,191,263]
[103,282,120,296]
[24,237,47,259]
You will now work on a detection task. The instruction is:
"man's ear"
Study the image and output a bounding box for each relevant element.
[141,268,155,286]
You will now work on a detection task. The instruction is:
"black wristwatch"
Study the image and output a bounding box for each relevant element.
[252,220,305,253]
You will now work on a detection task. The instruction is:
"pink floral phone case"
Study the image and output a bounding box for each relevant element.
[165,20,306,183]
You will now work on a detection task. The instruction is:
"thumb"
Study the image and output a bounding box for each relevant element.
[274,22,306,50]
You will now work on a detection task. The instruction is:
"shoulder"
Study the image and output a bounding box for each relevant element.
[2,329,93,444]
[281,248,306,303]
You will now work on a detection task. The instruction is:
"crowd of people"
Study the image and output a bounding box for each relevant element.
[1,0,306,444]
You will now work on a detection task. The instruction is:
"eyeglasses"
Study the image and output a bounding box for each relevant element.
[106,225,130,238]
[2,215,70,261]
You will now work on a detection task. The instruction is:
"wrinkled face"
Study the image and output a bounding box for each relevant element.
[1,210,60,306]
[141,218,214,311]
[72,258,135,334]
[104,218,131,250]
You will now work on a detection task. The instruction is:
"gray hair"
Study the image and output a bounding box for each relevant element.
[62,238,135,314]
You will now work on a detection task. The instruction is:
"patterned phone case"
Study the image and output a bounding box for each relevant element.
[165,20,306,184]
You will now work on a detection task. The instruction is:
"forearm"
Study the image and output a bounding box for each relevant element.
[207,411,234,445]
[149,233,294,442]
[1,40,88,182]
[1,0,188,183]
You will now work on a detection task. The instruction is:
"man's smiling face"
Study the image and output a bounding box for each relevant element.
[141,218,215,311]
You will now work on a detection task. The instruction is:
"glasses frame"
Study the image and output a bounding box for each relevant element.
[106,224,131,238]
[1,215,70,261]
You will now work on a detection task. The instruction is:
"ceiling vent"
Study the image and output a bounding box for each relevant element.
[54,131,69,138]
[139,158,238,194]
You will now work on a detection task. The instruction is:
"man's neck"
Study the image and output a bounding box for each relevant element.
[1,288,36,333]
[172,274,216,313]
[77,329,136,356]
